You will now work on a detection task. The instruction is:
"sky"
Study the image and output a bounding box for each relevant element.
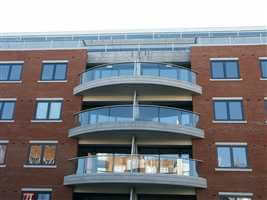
[0,0,266,33]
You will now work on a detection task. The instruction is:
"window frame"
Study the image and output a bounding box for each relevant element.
[216,145,249,169]
[40,63,68,81]
[213,100,245,121]
[21,191,52,200]
[26,143,57,166]
[34,100,63,120]
[0,100,16,120]
[0,143,8,165]
[0,63,23,81]
[210,60,240,79]
[219,195,252,200]
[259,59,267,78]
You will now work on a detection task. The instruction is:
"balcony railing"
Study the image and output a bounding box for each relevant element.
[71,154,199,177]
[74,105,199,128]
[80,62,197,85]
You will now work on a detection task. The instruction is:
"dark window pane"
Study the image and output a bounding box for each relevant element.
[1,102,15,120]
[28,145,42,164]
[261,60,267,78]
[264,100,267,120]
[211,62,224,78]
[41,64,54,80]
[225,61,239,78]
[35,102,49,119]
[217,147,231,167]
[0,144,7,164]
[232,147,248,168]
[37,193,51,200]
[229,101,243,120]
[9,65,22,80]
[54,64,67,80]
[214,101,228,120]
[0,65,9,80]
[48,102,62,119]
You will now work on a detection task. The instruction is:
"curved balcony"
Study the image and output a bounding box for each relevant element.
[74,62,202,96]
[68,105,204,139]
[64,154,207,188]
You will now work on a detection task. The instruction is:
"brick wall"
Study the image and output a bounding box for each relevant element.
[0,49,87,200]
[191,45,267,200]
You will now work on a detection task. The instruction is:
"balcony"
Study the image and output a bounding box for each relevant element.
[64,154,207,188]
[73,62,202,96]
[68,105,204,139]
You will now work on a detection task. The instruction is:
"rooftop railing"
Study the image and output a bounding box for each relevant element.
[74,105,199,128]
[80,62,197,84]
[70,154,199,177]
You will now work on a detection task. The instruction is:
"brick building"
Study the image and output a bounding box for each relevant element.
[0,27,266,200]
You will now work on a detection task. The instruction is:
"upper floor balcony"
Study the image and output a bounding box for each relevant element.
[68,105,204,139]
[73,62,202,96]
[64,154,207,188]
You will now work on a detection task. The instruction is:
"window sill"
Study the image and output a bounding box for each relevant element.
[210,78,242,81]
[212,120,247,124]
[37,80,67,83]
[31,120,62,123]
[260,78,267,80]
[215,168,252,172]
[24,165,57,168]
[0,81,22,83]
[0,165,6,168]
[0,120,15,123]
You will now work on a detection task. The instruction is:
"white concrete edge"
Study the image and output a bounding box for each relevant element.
[212,120,247,124]
[259,57,267,60]
[22,188,52,192]
[31,120,62,123]
[215,168,252,172]
[24,165,57,168]
[210,57,239,60]
[219,192,253,196]
[260,78,267,80]
[42,60,69,63]
[37,80,68,83]
[36,98,63,100]
[264,97,267,100]
[0,98,17,101]
[212,97,243,100]
[0,47,87,51]
[0,120,15,123]
[0,165,6,168]
[0,140,9,143]
[29,140,58,144]
[209,79,242,81]
[0,81,22,83]
[0,60,24,64]
[216,142,247,146]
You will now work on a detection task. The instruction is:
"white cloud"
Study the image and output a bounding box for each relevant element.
[0,0,266,33]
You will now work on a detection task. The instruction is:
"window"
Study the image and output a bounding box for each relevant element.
[0,144,7,165]
[217,146,248,168]
[34,101,62,120]
[41,63,67,81]
[0,63,23,81]
[27,144,56,165]
[260,60,267,78]
[220,195,252,200]
[22,191,51,200]
[213,100,244,121]
[0,101,16,120]
[211,60,240,79]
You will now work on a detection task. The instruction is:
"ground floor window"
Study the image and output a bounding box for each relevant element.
[22,191,51,200]
[220,196,252,200]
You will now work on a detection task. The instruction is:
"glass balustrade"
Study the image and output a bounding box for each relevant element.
[72,154,199,177]
[74,105,199,128]
[80,62,197,84]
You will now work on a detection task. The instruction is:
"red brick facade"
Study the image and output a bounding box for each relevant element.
[0,49,87,200]
[191,45,267,200]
